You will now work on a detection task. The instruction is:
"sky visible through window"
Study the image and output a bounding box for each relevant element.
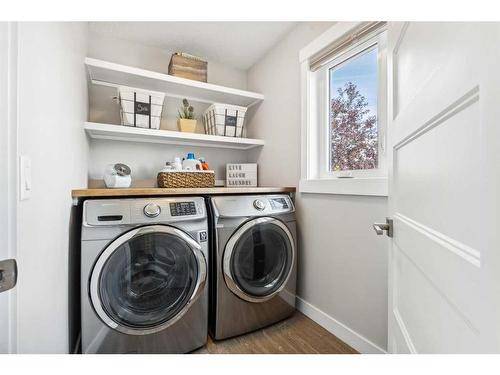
[330,46,378,117]
[329,46,378,171]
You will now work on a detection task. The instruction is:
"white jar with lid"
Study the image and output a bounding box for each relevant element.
[161,162,173,172]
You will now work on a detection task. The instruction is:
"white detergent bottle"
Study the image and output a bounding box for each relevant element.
[182,153,202,171]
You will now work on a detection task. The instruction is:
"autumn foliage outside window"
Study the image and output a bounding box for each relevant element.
[329,46,378,171]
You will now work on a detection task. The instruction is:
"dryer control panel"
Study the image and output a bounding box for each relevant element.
[269,197,290,210]
[212,194,294,218]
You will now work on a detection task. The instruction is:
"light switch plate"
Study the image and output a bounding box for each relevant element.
[19,155,31,200]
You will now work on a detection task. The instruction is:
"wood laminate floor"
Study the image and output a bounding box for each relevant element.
[193,312,358,354]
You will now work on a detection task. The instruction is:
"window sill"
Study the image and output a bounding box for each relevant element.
[299,177,388,197]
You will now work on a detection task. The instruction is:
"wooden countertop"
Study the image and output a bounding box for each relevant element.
[71,186,296,199]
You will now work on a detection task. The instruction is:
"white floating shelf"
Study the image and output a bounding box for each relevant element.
[84,122,265,150]
[85,57,264,107]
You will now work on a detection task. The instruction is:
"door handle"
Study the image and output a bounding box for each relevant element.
[373,218,393,237]
[0,259,17,293]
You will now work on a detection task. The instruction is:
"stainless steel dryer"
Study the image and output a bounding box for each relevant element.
[209,194,297,340]
[81,197,208,353]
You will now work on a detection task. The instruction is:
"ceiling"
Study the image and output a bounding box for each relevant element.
[89,22,297,70]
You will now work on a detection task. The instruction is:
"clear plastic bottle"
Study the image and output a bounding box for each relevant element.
[172,157,182,170]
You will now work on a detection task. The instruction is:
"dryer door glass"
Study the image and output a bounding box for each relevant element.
[98,231,198,329]
[230,220,293,298]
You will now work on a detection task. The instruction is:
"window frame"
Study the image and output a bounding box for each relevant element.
[319,37,385,178]
[299,22,388,196]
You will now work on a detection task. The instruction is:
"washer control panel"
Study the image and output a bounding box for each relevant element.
[84,197,205,226]
[170,201,198,216]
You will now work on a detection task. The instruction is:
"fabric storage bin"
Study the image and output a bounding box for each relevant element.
[157,170,215,188]
[203,103,247,137]
[118,86,165,129]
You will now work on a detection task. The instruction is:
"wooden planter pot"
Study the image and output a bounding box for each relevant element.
[178,118,197,133]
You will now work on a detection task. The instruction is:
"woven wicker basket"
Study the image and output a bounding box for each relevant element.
[157,171,215,188]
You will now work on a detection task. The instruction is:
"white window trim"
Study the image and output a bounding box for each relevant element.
[299,22,388,197]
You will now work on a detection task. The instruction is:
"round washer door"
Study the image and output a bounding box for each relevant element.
[223,217,295,303]
[90,225,206,335]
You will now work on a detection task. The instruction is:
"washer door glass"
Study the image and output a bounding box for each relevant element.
[229,220,293,298]
[98,230,198,329]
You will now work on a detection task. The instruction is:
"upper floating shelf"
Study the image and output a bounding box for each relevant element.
[85,57,264,107]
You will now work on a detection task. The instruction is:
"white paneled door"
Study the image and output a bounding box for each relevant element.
[386,22,500,353]
[0,22,17,354]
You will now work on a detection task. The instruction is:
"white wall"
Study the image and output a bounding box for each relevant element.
[0,22,17,354]
[0,22,9,354]
[16,22,88,353]
[247,22,389,352]
[88,139,249,182]
[88,31,248,89]
[10,21,388,353]
[87,32,251,182]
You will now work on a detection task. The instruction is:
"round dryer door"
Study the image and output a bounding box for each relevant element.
[223,217,295,303]
[89,225,206,335]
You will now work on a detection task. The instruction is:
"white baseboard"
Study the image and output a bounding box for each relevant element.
[296,296,387,354]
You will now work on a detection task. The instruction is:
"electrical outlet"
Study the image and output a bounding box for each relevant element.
[19,155,32,200]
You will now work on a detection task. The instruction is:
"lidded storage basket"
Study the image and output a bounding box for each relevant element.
[203,103,247,137]
[168,53,208,83]
[118,86,165,129]
[157,171,215,188]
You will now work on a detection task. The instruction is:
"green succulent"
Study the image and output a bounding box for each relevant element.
[178,98,195,119]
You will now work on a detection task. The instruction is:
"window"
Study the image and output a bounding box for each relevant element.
[300,22,388,196]
[329,46,378,172]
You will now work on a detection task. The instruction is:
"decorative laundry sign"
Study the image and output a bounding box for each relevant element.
[226,163,257,187]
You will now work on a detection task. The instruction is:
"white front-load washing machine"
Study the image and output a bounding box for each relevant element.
[81,197,208,353]
[209,194,297,340]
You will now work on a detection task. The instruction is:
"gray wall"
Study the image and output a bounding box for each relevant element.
[246,22,389,351]
[16,22,89,353]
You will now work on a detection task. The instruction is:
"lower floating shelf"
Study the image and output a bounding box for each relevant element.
[84,122,265,150]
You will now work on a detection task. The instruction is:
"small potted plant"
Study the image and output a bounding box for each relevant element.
[177,98,197,133]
